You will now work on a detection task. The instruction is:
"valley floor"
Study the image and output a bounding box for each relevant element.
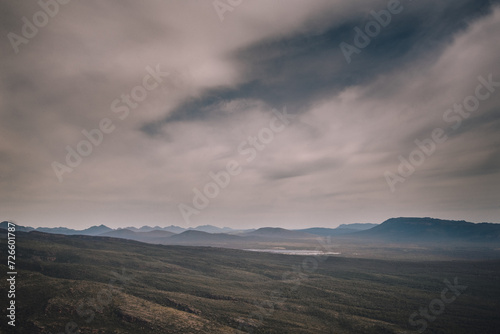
[1,230,499,333]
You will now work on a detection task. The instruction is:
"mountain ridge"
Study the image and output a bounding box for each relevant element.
[354,217,500,242]
[2,218,499,245]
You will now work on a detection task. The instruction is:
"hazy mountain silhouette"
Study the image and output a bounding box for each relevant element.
[100,228,176,243]
[296,223,378,236]
[337,223,378,230]
[188,225,235,233]
[355,217,500,243]
[2,218,499,246]
[244,227,315,239]
[0,222,111,235]
[167,230,243,245]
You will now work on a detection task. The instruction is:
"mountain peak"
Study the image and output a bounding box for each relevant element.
[360,217,500,242]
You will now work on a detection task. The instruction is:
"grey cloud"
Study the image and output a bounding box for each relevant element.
[0,0,499,229]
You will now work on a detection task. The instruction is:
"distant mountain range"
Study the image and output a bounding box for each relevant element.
[0,222,236,235]
[355,217,500,242]
[122,224,237,234]
[296,223,378,236]
[2,218,499,246]
[0,222,113,235]
[0,221,374,237]
[245,227,315,239]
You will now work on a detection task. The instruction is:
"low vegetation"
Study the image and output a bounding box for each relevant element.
[1,230,500,333]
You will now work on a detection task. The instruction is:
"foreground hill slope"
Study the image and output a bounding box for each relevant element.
[1,230,500,333]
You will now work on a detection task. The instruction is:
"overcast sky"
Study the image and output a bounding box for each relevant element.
[1,0,499,229]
